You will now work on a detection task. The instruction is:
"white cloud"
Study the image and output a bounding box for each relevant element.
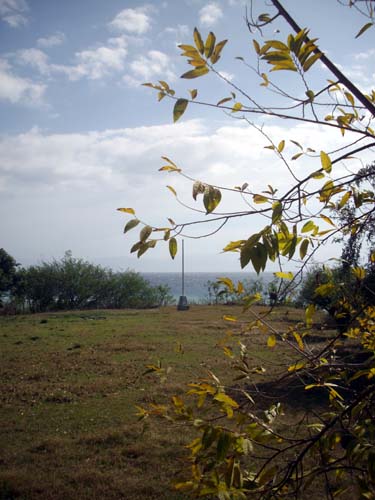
[163,24,189,40]
[17,48,50,75]
[16,37,128,81]
[199,3,223,26]
[125,50,175,85]
[71,37,128,80]
[36,32,66,48]
[218,71,234,82]
[354,48,375,61]
[0,59,45,104]
[0,120,370,270]
[0,0,28,27]
[109,6,152,35]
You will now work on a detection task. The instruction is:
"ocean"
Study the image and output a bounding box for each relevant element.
[141,272,275,302]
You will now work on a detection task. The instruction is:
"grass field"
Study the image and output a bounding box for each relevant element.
[0,305,330,499]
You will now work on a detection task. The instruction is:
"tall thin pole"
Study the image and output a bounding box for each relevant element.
[182,239,185,296]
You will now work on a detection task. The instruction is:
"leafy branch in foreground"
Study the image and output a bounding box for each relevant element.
[118,1,375,498]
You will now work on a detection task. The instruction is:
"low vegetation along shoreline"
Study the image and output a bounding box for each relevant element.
[1,304,339,500]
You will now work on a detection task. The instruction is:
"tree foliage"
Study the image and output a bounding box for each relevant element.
[11,251,172,313]
[0,248,19,306]
[120,1,375,497]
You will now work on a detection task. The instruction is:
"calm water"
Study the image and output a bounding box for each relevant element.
[141,272,275,302]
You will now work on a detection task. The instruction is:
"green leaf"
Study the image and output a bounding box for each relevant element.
[301,221,315,233]
[303,53,321,72]
[250,243,267,274]
[310,170,325,179]
[181,66,209,79]
[204,31,216,58]
[173,98,188,122]
[140,225,152,242]
[277,140,285,153]
[355,22,373,39]
[124,219,140,234]
[169,237,177,259]
[217,96,232,106]
[137,243,149,258]
[291,152,303,160]
[305,89,314,101]
[320,151,332,173]
[203,186,221,214]
[272,201,282,224]
[216,431,231,461]
[253,194,269,204]
[299,238,309,259]
[290,139,303,150]
[130,241,141,253]
[193,27,204,54]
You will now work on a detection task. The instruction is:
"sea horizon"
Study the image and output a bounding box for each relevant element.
[140,271,275,302]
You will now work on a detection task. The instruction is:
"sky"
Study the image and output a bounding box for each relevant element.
[0,0,374,273]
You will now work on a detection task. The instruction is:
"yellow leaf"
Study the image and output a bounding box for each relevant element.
[169,237,177,259]
[214,393,239,408]
[193,27,204,54]
[253,194,269,204]
[274,271,294,280]
[217,277,234,292]
[278,140,285,153]
[305,304,315,327]
[232,102,243,112]
[293,332,304,350]
[189,89,198,100]
[181,66,209,79]
[288,362,305,372]
[352,267,366,280]
[117,207,135,215]
[320,214,336,227]
[267,334,276,348]
[223,315,237,322]
[222,240,245,252]
[166,185,177,196]
[159,165,181,172]
[338,191,352,209]
[204,31,216,58]
[320,151,332,173]
[210,39,228,64]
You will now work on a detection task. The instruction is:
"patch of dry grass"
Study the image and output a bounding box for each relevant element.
[0,305,329,499]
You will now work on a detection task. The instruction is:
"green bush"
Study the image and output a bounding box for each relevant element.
[12,252,172,312]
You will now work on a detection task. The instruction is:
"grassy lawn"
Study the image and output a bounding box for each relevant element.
[0,305,330,499]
